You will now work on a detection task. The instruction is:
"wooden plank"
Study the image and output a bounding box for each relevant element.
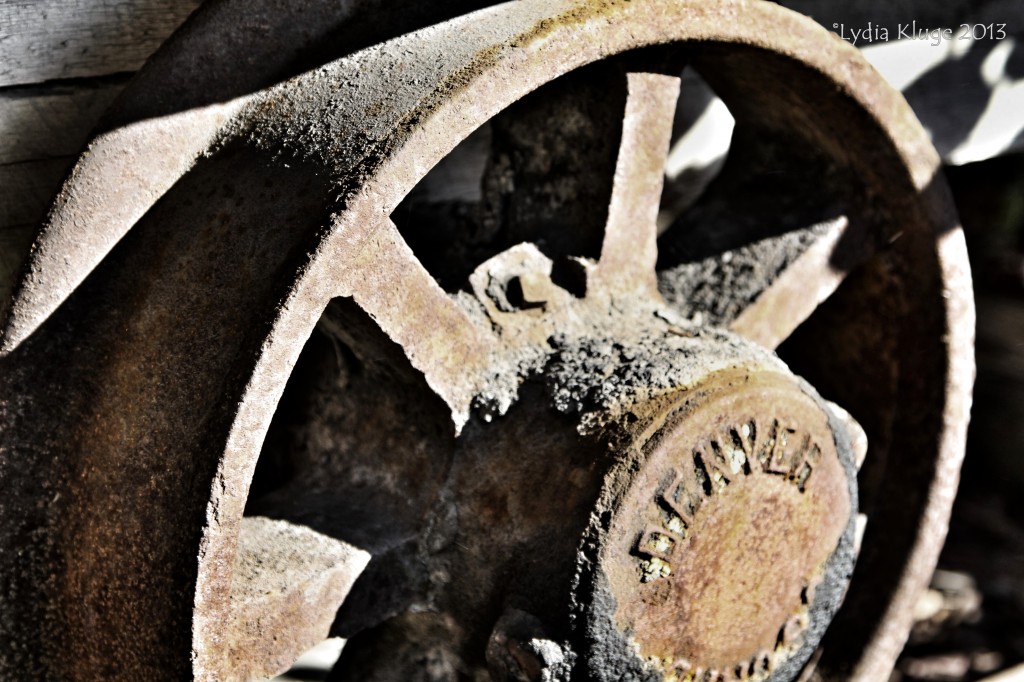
[0,157,75,228]
[0,0,202,88]
[0,77,128,306]
[0,224,36,303]
[0,78,128,164]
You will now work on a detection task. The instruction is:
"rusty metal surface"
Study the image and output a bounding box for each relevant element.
[0,0,973,680]
[590,373,855,681]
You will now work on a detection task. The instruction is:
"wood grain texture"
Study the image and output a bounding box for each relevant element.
[0,225,36,303]
[0,0,194,303]
[0,0,202,87]
[0,77,127,164]
[0,157,76,228]
[0,77,130,246]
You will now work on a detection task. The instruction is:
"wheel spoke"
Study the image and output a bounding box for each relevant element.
[479,60,631,264]
[826,399,869,471]
[593,72,681,297]
[222,517,369,679]
[327,217,494,426]
[729,216,869,349]
[656,120,873,333]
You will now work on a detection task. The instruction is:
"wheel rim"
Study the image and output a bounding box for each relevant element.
[0,1,973,680]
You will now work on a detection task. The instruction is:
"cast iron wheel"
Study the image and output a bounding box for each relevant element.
[0,1,973,681]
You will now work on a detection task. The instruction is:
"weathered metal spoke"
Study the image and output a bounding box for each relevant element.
[479,60,631,266]
[592,72,681,297]
[656,117,877,342]
[729,216,865,349]
[327,217,494,426]
[219,518,369,679]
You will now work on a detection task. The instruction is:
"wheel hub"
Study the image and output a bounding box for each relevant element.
[584,372,856,681]
[310,270,858,681]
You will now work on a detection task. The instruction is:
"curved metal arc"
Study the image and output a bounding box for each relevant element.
[0,96,250,353]
[0,1,973,680]
[246,0,868,402]
[843,189,975,682]
[1,0,928,381]
[190,240,367,679]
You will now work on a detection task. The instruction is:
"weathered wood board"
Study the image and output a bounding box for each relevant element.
[0,78,129,294]
[0,0,202,87]
[0,0,193,300]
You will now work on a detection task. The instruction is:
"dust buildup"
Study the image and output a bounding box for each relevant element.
[658,221,831,327]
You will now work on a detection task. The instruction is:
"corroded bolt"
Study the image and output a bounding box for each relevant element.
[486,609,571,682]
[474,244,567,314]
[505,273,549,310]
